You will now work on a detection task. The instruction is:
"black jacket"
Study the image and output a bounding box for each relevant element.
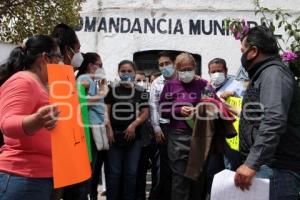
[240,56,300,171]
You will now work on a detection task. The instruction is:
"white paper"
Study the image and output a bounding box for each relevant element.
[211,169,269,200]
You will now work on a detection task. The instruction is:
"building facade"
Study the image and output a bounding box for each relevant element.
[76,0,300,80]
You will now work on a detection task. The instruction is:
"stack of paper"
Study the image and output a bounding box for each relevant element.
[211,170,269,200]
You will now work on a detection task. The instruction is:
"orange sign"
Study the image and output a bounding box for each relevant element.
[47,64,91,188]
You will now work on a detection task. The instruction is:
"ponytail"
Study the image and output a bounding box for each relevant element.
[0,35,57,86]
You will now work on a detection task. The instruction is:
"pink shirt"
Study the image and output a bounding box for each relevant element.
[0,71,52,178]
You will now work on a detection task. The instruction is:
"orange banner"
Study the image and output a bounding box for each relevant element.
[47,64,91,188]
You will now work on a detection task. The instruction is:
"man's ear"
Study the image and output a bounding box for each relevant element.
[249,46,259,59]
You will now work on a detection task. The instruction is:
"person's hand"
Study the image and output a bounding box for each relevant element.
[124,123,136,141]
[106,125,114,144]
[35,104,60,130]
[97,78,107,88]
[98,79,108,97]
[155,131,165,144]
[220,91,235,99]
[180,106,195,117]
[234,164,256,191]
[223,102,241,116]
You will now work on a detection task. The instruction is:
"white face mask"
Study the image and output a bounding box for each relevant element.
[210,72,226,88]
[94,68,106,80]
[70,48,84,68]
[136,81,147,89]
[178,70,195,83]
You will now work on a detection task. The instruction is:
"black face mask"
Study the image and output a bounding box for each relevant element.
[241,47,258,71]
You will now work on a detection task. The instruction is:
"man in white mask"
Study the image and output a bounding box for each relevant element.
[207,58,248,196]
[208,58,246,99]
[209,58,248,144]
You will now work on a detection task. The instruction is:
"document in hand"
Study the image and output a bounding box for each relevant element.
[211,169,269,200]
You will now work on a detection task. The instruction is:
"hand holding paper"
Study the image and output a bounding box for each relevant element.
[211,170,269,200]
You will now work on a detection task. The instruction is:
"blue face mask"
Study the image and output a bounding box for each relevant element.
[160,65,174,78]
[120,73,135,82]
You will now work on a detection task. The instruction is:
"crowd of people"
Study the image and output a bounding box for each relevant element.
[0,23,300,200]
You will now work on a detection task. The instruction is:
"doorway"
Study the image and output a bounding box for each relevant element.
[133,50,202,76]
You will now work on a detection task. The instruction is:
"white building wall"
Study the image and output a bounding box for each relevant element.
[77,0,300,80]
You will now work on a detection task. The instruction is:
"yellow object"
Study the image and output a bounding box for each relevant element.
[225,97,242,151]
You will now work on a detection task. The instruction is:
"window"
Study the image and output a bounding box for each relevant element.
[133,50,202,76]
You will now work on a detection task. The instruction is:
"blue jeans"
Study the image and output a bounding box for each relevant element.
[270,168,300,200]
[0,172,53,200]
[256,165,273,179]
[106,140,141,200]
[136,142,160,200]
[256,165,300,200]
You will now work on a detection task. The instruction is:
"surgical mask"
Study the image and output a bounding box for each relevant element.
[159,64,174,78]
[136,81,147,89]
[94,68,106,80]
[210,72,226,88]
[69,48,84,68]
[120,73,135,82]
[178,70,195,83]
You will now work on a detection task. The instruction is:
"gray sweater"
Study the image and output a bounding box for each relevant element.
[239,56,300,171]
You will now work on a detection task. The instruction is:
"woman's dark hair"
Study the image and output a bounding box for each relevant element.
[243,26,279,56]
[118,60,136,72]
[208,58,227,71]
[51,23,78,56]
[0,35,57,86]
[76,52,100,79]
